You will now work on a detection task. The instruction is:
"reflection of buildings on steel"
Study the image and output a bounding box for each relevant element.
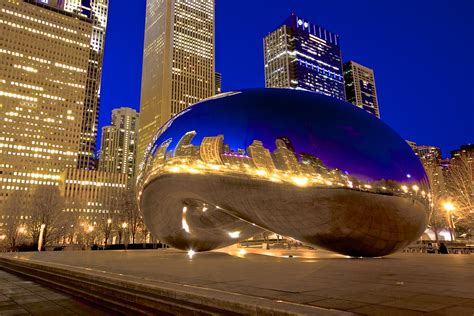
[175,131,198,157]
[277,137,297,156]
[200,135,224,164]
[154,139,173,163]
[145,131,430,206]
[247,140,276,170]
[221,152,256,168]
[272,139,301,173]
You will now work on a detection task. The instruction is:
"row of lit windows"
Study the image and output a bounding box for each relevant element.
[0,19,89,48]
[1,8,84,35]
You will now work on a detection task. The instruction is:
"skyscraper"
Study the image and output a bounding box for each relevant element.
[215,72,222,95]
[138,0,215,169]
[417,145,442,166]
[343,61,380,118]
[98,108,139,179]
[0,0,93,204]
[264,14,345,100]
[61,0,109,170]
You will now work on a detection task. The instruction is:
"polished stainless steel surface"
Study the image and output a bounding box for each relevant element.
[138,89,431,257]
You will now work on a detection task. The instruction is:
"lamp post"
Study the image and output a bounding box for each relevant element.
[38,224,46,252]
[122,222,128,250]
[105,218,112,249]
[443,202,456,241]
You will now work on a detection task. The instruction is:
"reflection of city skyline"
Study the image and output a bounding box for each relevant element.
[142,131,430,203]
[154,130,332,175]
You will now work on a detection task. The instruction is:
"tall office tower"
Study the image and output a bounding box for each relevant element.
[417,145,442,166]
[215,72,222,95]
[451,144,474,161]
[416,145,446,196]
[98,108,139,179]
[343,61,380,118]
[264,14,345,100]
[138,0,215,170]
[247,140,276,170]
[0,0,93,204]
[61,0,109,170]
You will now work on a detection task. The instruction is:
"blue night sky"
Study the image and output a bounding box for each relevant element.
[100,0,474,158]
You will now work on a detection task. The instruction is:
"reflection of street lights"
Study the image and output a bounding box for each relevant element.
[88,226,94,233]
[443,202,456,241]
[122,222,128,229]
[18,227,26,234]
[0,234,6,241]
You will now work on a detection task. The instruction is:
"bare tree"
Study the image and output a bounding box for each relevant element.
[96,210,118,248]
[0,191,29,251]
[424,165,449,242]
[123,185,141,244]
[446,155,474,236]
[27,186,66,247]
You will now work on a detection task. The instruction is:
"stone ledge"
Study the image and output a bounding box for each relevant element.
[0,256,351,316]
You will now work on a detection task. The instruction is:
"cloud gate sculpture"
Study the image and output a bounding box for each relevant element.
[138,89,431,257]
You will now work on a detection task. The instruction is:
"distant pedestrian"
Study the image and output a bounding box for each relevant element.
[427,243,435,254]
[438,242,449,254]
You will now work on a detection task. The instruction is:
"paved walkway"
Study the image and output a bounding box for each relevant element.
[2,249,474,315]
[0,270,111,315]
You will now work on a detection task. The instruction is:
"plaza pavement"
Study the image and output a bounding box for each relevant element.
[0,270,110,315]
[1,248,473,315]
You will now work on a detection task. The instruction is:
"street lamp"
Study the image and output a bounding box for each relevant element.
[88,225,94,233]
[122,222,128,249]
[443,202,456,212]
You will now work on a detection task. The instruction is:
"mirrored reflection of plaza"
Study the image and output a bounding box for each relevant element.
[141,131,430,205]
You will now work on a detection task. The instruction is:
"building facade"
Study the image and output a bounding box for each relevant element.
[451,144,474,161]
[33,0,109,170]
[416,145,445,195]
[343,61,380,118]
[60,168,128,216]
[417,145,442,166]
[98,107,139,179]
[264,14,345,100]
[62,0,108,170]
[138,0,215,170]
[0,0,93,204]
[215,72,221,95]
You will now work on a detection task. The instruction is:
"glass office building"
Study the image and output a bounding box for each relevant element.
[344,61,380,118]
[138,0,215,171]
[264,14,345,100]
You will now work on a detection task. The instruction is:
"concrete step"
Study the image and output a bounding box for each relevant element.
[0,256,351,316]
